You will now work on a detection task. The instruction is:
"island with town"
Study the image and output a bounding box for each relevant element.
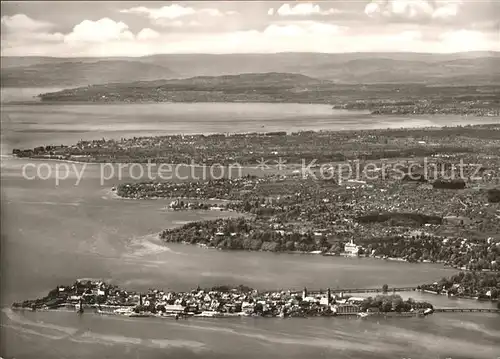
[11,275,500,319]
[13,279,438,319]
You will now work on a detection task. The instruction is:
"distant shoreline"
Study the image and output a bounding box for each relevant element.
[165,236,470,272]
[3,99,500,117]
[9,122,500,165]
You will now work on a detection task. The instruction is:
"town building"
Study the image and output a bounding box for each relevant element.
[344,239,360,256]
[333,304,360,314]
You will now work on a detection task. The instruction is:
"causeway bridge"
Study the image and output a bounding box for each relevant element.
[264,287,418,294]
[434,308,499,313]
[317,287,418,294]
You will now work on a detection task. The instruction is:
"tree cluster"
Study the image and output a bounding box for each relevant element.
[419,271,500,299]
[358,294,433,312]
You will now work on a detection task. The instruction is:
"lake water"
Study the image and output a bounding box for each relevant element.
[3,93,499,155]
[1,99,499,359]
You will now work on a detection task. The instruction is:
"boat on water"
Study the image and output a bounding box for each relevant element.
[194,311,241,318]
[113,308,134,315]
[194,311,225,318]
[75,301,84,315]
[357,312,369,319]
[423,308,434,315]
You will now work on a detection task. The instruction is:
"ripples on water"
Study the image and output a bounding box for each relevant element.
[2,307,500,359]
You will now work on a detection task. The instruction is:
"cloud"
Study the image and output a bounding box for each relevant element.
[470,20,500,32]
[263,22,344,36]
[274,3,340,17]
[263,24,306,36]
[119,4,237,29]
[365,3,383,18]
[438,29,493,51]
[398,30,423,40]
[2,26,498,57]
[1,14,63,46]
[1,14,54,32]
[277,3,321,16]
[308,22,344,34]
[364,0,462,21]
[29,32,65,42]
[171,20,202,28]
[136,28,160,41]
[432,2,460,19]
[64,18,134,43]
[1,9,498,57]
[120,4,235,20]
[198,8,224,17]
[120,4,196,19]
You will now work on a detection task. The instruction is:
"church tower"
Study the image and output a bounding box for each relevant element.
[302,287,308,300]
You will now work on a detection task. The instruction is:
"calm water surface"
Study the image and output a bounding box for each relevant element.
[2,99,499,155]
[1,100,499,359]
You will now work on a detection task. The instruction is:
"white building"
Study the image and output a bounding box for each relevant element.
[333,304,360,314]
[319,297,330,306]
[344,239,360,256]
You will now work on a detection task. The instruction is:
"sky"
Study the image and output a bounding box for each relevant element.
[1,1,499,56]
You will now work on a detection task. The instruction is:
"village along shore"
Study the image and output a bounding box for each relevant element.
[11,277,500,321]
[11,279,437,319]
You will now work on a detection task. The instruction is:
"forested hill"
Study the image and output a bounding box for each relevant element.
[37,72,331,102]
[35,72,499,116]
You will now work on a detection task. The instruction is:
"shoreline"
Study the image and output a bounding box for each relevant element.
[10,279,499,321]
[7,154,302,169]
[91,190,474,274]
[9,122,500,167]
[107,188,496,275]
[7,279,437,320]
[3,98,499,116]
[6,91,499,117]
[9,305,438,319]
[170,238,470,272]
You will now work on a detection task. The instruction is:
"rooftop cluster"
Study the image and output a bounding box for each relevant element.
[12,125,500,274]
[12,124,500,165]
[106,125,500,272]
[334,99,499,117]
[114,163,500,271]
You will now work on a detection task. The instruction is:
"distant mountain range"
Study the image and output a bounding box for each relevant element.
[1,52,499,87]
[0,60,175,88]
